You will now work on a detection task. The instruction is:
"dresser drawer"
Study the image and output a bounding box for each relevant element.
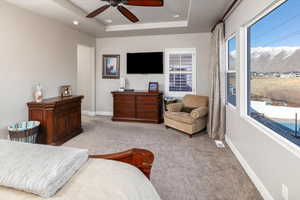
[55,102,80,114]
[114,95,135,103]
[115,111,135,118]
[114,102,135,112]
[136,112,158,120]
[136,104,158,112]
[136,96,158,104]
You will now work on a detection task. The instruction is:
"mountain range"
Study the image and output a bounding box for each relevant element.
[230,47,300,73]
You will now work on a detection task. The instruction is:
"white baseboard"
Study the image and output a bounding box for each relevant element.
[95,111,113,116]
[82,110,96,116]
[225,135,274,200]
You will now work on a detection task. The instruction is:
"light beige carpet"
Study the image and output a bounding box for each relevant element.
[63,116,263,200]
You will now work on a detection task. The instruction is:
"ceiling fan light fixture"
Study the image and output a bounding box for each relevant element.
[173,14,180,18]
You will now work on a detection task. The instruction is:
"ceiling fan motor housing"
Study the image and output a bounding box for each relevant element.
[109,0,121,7]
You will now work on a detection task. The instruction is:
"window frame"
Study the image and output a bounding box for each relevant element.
[164,48,197,97]
[240,0,300,156]
[226,34,237,108]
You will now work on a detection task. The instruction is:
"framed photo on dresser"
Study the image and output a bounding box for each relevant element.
[148,82,159,93]
[102,55,120,79]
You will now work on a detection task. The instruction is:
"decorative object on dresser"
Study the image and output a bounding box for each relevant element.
[119,77,126,91]
[27,95,84,145]
[148,82,159,93]
[112,91,163,124]
[34,83,43,103]
[60,85,72,97]
[102,54,120,79]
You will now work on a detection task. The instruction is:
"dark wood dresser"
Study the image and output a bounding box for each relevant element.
[27,95,84,145]
[112,91,163,124]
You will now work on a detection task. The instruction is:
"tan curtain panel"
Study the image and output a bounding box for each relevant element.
[207,23,226,140]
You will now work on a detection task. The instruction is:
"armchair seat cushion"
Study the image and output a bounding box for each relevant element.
[164,111,195,124]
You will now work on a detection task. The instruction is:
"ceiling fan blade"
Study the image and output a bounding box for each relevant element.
[123,0,164,7]
[117,6,139,23]
[86,5,110,18]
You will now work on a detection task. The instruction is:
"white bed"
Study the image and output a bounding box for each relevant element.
[0,159,161,200]
[0,140,161,200]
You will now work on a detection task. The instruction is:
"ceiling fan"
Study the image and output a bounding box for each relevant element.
[86,0,164,23]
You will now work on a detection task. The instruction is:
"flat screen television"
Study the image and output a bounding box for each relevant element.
[127,52,163,74]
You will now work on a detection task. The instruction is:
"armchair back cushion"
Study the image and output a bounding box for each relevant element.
[183,95,209,108]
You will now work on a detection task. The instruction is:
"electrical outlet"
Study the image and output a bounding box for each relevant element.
[282,184,288,200]
[215,140,225,148]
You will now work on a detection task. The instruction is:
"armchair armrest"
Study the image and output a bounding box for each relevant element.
[89,149,154,179]
[190,107,209,119]
[167,103,183,112]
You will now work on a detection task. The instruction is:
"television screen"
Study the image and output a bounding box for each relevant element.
[127,52,163,74]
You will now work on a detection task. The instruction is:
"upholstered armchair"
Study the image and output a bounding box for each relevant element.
[164,95,209,137]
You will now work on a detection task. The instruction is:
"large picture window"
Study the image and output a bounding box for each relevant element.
[247,0,300,146]
[165,48,196,97]
[226,36,237,106]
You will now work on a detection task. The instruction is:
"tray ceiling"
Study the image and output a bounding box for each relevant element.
[69,0,190,25]
[3,0,234,37]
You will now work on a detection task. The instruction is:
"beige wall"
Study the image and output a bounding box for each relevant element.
[225,0,300,199]
[0,2,95,138]
[96,33,211,114]
[77,45,96,113]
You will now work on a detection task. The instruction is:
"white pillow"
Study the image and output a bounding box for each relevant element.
[0,140,88,198]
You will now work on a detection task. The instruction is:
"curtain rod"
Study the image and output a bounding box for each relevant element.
[211,0,239,32]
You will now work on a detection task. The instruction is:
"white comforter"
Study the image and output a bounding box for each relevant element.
[0,159,161,200]
[0,140,88,198]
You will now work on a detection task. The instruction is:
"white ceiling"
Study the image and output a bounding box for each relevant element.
[3,0,234,38]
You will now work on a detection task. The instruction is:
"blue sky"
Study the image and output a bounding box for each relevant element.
[250,0,300,47]
[228,37,236,52]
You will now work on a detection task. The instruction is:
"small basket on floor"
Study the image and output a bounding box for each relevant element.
[8,121,40,143]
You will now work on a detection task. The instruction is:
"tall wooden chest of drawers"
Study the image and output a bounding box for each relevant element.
[27,95,84,145]
[112,91,163,124]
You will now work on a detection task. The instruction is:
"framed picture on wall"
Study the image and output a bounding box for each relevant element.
[102,55,120,79]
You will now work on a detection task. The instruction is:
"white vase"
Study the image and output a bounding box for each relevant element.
[35,84,43,103]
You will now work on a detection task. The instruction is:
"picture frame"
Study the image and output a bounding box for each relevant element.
[148,82,159,93]
[102,55,120,79]
[60,85,72,97]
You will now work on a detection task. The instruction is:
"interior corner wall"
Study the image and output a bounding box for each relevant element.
[96,33,211,114]
[77,45,96,113]
[0,2,95,139]
[225,0,300,199]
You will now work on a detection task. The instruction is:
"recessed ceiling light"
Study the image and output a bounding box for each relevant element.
[173,14,180,18]
[105,19,113,24]
[73,20,79,26]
